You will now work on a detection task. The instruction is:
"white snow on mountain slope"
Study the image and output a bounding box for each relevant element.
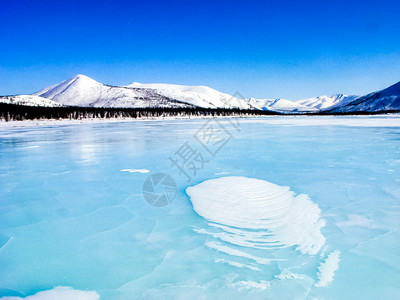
[330,81,400,112]
[0,95,64,107]
[263,84,400,113]
[246,98,275,110]
[296,94,358,110]
[270,99,317,112]
[248,98,317,112]
[127,82,254,109]
[33,75,253,109]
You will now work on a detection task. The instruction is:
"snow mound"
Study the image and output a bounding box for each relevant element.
[0,286,99,300]
[186,176,326,255]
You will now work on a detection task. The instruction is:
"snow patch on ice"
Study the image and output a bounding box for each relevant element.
[187,176,326,255]
[0,286,99,300]
[275,269,310,281]
[214,258,261,271]
[336,214,374,228]
[120,169,149,173]
[205,240,279,265]
[228,280,271,290]
[214,172,229,175]
[315,250,341,287]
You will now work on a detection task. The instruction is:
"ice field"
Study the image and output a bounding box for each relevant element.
[0,116,399,299]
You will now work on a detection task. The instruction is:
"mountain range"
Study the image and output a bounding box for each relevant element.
[1,74,399,113]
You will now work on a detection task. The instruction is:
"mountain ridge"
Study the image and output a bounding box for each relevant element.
[1,74,399,113]
[33,75,254,109]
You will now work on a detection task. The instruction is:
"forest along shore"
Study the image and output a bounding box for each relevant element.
[1,103,399,123]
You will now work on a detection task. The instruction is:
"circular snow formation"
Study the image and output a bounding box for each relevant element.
[186,176,326,255]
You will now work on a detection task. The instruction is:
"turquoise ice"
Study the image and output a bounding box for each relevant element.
[0,116,399,299]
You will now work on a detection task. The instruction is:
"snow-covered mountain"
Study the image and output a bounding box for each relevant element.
[296,94,358,110]
[34,75,193,108]
[2,74,398,113]
[247,94,358,113]
[34,75,253,109]
[248,98,317,112]
[329,81,400,112]
[0,95,64,107]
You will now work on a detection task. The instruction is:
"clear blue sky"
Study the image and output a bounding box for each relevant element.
[1,0,400,99]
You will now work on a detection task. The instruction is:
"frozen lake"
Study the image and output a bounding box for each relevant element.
[0,116,399,299]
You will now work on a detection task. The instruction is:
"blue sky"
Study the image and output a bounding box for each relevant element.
[1,0,400,99]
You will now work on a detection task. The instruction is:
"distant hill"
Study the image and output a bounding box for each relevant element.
[329,81,400,113]
[0,95,63,107]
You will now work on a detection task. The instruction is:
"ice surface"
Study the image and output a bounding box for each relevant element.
[0,116,399,299]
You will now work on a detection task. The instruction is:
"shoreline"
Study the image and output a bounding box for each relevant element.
[0,115,254,128]
[0,114,399,128]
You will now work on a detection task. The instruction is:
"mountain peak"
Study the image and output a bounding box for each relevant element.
[69,74,101,86]
[33,74,102,106]
[72,74,87,79]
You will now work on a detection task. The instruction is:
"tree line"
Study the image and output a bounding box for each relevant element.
[0,103,281,121]
[1,103,398,121]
